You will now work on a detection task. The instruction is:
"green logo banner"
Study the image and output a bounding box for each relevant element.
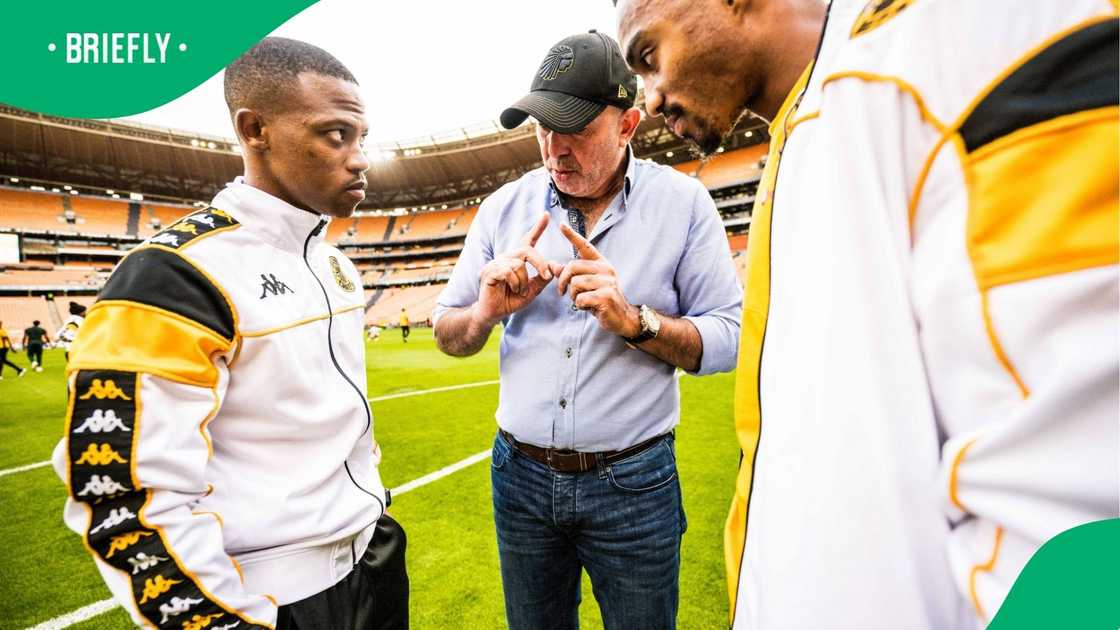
[0,0,317,118]
[990,518,1120,629]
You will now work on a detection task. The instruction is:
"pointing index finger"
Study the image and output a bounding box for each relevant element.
[522,212,550,247]
[558,221,602,260]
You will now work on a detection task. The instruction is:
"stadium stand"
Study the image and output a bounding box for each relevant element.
[1,105,768,330]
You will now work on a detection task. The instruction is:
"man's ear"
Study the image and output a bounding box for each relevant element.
[619,106,643,146]
[233,108,269,152]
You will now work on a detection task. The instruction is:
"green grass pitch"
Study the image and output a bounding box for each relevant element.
[0,328,737,629]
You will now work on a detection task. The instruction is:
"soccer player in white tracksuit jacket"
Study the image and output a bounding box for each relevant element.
[52,38,406,629]
[617,0,1119,628]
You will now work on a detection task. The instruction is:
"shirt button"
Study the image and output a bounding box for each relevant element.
[565,347,572,358]
[559,398,567,409]
[570,303,579,311]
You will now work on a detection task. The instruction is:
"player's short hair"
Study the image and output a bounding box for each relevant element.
[223,37,358,115]
[33,320,40,326]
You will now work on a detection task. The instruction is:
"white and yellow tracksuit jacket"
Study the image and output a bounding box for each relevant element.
[728,1,1118,629]
[52,180,386,629]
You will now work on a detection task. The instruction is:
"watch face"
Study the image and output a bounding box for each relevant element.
[642,305,660,335]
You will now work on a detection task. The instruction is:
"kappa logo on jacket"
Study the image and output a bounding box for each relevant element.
[73,409,131,433]
[259,273,294,299]
[78,379,131,401]
[149,207,240,250]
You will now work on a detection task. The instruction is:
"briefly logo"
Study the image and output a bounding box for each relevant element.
[140,575,184,604]
[79,379,131,401]
[74,409,131,433]
[538,45,575,81]
[259,273,294,299]
[329,256,356,292]
[75,443,128,466]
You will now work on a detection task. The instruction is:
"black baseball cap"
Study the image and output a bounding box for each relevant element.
[501,30,638,134]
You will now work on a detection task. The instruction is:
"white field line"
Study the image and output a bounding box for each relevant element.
[0,380,499,478]
[0,460,51,478]
[26,599,117,630]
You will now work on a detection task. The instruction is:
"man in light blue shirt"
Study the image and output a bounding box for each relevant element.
[433,30,741,630]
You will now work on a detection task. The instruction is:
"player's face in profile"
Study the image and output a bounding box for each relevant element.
[267,73,371,218]
[618,0,751,155]
[536,108,627,198]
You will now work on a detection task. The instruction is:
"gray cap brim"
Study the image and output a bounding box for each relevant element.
[500,90,606,134]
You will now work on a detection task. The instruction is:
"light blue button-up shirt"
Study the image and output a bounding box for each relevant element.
[434,150,742,451]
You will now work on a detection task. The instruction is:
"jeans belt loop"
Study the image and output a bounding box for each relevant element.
[594,451,608,479]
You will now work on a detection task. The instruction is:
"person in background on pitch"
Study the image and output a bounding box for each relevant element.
[22,320,49,372]
[616,1,1119,628]
[55,301,86,362]
[399,307,410,342]
[53,37,407,630]
[0,321,27,379]
[433,30,742,630]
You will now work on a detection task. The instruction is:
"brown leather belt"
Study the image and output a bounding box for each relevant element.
[499,430,668,474]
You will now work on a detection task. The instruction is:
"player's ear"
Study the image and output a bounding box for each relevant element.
[233,108,269,153]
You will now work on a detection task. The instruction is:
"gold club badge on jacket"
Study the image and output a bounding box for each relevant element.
[329,256,356,292]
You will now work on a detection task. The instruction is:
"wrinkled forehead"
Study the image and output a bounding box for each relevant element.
[289,72,367,123]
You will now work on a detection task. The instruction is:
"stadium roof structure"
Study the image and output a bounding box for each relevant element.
[0,99,767,210]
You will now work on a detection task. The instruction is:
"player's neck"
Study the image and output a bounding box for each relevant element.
[753,0,828,122]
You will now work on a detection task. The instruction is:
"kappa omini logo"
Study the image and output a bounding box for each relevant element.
[538,44,574,81]
[128,551,169,574]
[78,379,131,400]
[210,208,234,222]
[171,222,200,235]
[157,596,204,624]
[140,575,185,604]
[75,443,128,466]
[213,622,241,630]
[105,530,154,557]
[150,232,181,247]
[182,613,225,630]
[74,409,131,433]
[329,256,356,292]
[186,214,215,228]
[259,273,294,299]
[90,507,137,535]
[851,0,916,38]
[77,473,129,498]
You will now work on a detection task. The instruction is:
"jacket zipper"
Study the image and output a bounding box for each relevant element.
[303,218,385,511]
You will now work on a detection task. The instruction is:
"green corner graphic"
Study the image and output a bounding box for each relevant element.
[0,0,318,117]
[989,518,1120,630]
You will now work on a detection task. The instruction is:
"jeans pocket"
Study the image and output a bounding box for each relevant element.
[606,440,678,493]
[491,432,511,470]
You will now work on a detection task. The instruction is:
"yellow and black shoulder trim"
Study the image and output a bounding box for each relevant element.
[851,0,917,38]
[148,207,239,251]
[99,247,236,341]
[960,18,1117,152]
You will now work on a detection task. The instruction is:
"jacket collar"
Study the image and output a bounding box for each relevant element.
[211,178,331,253]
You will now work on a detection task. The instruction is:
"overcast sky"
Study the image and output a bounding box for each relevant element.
[121,0,622,145]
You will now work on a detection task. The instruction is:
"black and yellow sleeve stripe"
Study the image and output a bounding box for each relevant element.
[67,370,269,629]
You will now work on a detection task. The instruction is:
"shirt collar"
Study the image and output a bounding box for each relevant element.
[210,177,331,252]
[548,145,636,209]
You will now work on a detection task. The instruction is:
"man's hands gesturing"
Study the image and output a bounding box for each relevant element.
[556,221,641,338]
[473,213,557,325]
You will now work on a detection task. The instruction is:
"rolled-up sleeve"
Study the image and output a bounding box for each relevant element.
[432,203,495,326]
[676,181,743,375]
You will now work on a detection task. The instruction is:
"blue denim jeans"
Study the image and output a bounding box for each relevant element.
[491,431,686,630]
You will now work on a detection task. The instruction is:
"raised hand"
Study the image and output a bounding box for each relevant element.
[475,213,556,324]
[556,221,640,338]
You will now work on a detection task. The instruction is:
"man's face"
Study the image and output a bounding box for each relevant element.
[618,0,755,155]
[263,72,370,218]
[536,107,627,198]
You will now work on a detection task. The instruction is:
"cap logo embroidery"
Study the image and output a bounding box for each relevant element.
[538,45,574,81]
[618,84,628,99]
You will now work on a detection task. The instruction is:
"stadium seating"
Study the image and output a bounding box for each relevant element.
[0,189,70,232]
[673,143,767,189]
[68,196,130,235]
[365,283,445,326]
[0,296,55,337]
